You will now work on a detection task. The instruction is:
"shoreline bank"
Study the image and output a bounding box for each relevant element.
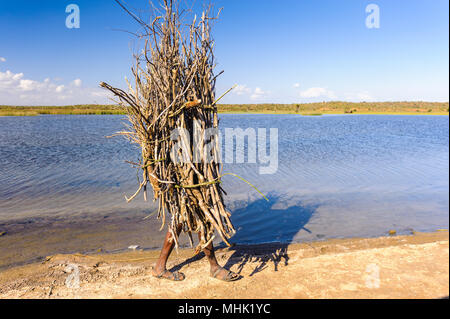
[0,231,448,299]
[1,111,449,117]
[1,209,447,272]
[1,102,448,117]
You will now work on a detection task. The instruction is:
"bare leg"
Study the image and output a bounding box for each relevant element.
[200,235,240,282]
[152,225,185,281]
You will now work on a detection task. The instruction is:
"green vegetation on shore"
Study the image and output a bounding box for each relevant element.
[0,105,124,117]
[218,102,449,115]
[1,101,448,117]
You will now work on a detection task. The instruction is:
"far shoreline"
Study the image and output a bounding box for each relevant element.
[1,111,449,117]
[1,102,449,117]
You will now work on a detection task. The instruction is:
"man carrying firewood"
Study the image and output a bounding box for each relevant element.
[101,0,241,282]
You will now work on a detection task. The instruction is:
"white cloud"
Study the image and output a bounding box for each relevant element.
[0,57,6,62]
[91,91,110,98]
[234,84,251,96]
[343,91,374,102]
[72,78,82,87]
[0,70,110,105]
[0,70,23,83]
[231,84,269,101]
[295,85,374,102]
[19,79,38,91]
[299,87,336,99]
[250,87,268,101]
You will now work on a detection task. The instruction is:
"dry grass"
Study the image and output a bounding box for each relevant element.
[1,102,448,117]
[0,105,123,116]
[218,101,449,115]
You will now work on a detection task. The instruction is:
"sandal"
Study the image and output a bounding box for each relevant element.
[154,269,186,282]
[211,268,240,282]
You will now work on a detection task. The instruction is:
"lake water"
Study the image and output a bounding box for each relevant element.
[0,115,448,254]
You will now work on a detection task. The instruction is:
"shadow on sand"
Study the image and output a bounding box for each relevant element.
[171,196,318,279]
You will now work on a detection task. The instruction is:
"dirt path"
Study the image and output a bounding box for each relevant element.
[0,231,448,299]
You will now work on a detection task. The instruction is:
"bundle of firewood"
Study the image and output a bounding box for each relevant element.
[100,0,235,251]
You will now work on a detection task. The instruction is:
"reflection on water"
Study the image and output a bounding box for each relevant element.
[0,114,448,245]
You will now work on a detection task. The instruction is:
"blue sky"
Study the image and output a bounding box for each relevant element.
[0,0,448,105]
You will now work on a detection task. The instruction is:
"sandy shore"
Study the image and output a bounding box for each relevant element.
[0,231,448,299]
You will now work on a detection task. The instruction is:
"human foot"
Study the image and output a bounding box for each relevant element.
[210,267,240,282]
[153,268,186,282]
